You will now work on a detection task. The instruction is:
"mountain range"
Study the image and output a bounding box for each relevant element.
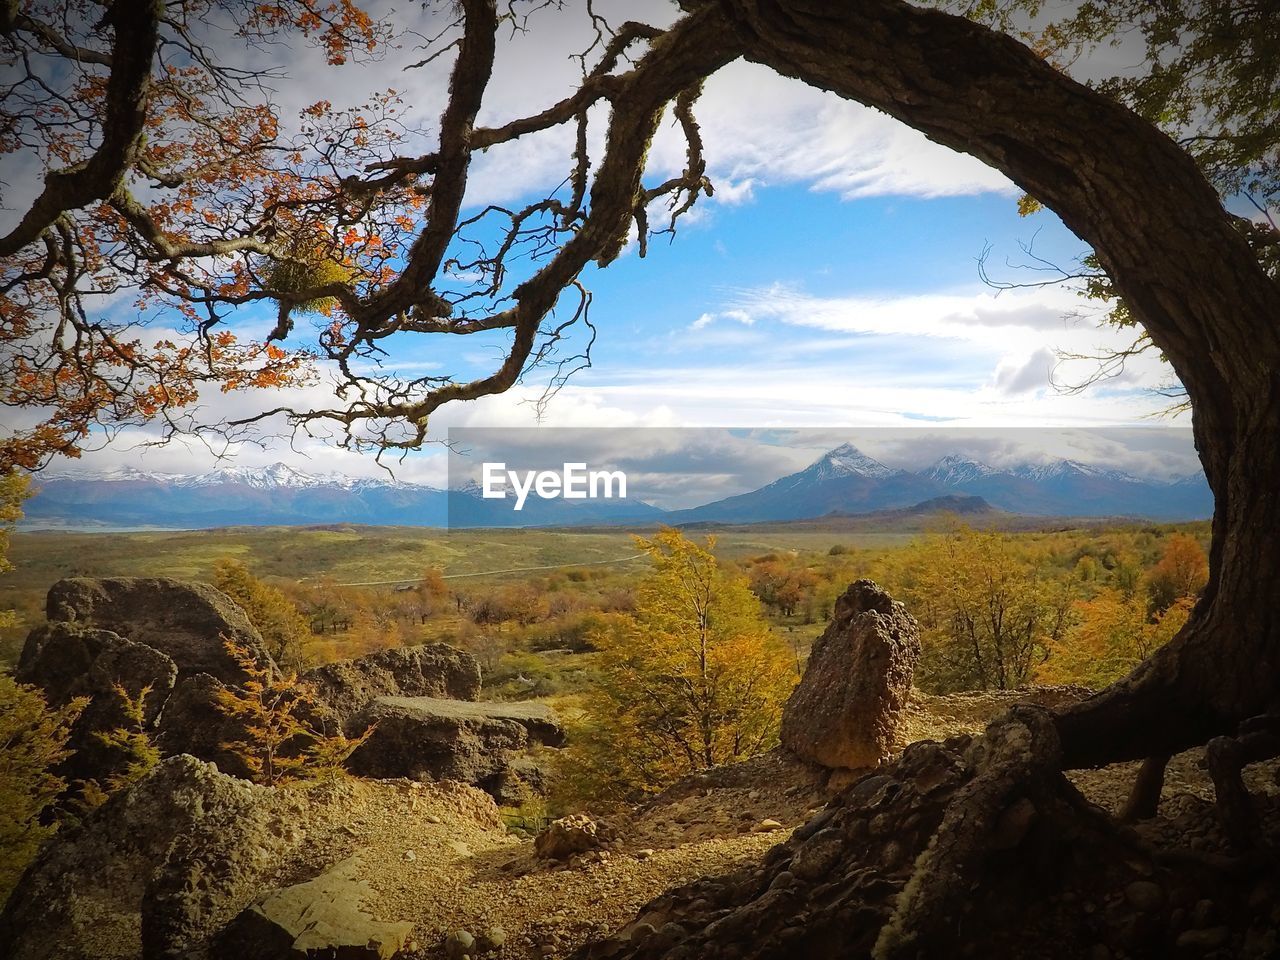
[22,443,1213,530]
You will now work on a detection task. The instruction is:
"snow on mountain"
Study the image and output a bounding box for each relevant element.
[806,442,897,481]
[46,462,432,491]
[1011,459,1145,484]
[923,454,997,486]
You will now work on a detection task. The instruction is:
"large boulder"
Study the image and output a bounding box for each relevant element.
[16,621,177,785]
[154,673,253,778]
[0,756,308,960]
[345,695,564,794]
[45,577,273,684]
[215,857,413,960]
[780,579,920,770]
[301,643,482,729]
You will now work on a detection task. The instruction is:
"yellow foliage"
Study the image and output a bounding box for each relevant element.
[1038,590,1193,688]
[215,639,371,785]
[0,470,31,630]
[89,683,161,798]
[213,558,311,670]
[900,524,1073,692]
[558,529,796,806]
[0,675,86,906]
[1146,532,1209,612]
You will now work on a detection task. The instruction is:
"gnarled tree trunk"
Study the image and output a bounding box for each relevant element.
[573,4,1280,957]
[719,0,1280,768]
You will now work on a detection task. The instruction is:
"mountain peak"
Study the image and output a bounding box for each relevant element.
[924,454,996,485]
[809,443,895,480]
[1012,459,1143,483]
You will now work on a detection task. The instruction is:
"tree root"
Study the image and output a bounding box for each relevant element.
[576,708,1280,960]
[1120,754,1170,822]
[1205,713,1280,852]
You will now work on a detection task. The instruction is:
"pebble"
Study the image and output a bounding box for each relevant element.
[1124,880,1165,913]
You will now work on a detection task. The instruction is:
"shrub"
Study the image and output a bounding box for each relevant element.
[215,639,372,785]
[0,675,85,905]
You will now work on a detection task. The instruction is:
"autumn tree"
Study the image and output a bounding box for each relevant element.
[1039,590,1193,689]
[747,556,819,619]
[1145,532,1209,613]
[0,472,30,631]
[215,639,369,785]
[901,525,1074,692]
[212,558,311,670]
[563,530,794,804]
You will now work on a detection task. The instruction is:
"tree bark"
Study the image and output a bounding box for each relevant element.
[719,0,1280,767]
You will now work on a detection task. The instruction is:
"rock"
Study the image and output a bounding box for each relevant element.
[779,580,920,770]
[1176,927,1230,952]
[790,828,846,881]
[154,673,254,778]
[1125,880,1166,913]
[301,643,482,728]
[44,577,273,684]
[490,756,551,805]
[477,925,507,953]
[753,819,785,833]
[536,814,605,860]
[15,621,177,785]
[444,929,477,959]
[218,857,413,960]
[0,756,308,960]
[345,696,565,794]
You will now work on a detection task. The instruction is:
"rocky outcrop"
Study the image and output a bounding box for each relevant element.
[302,643,482,729]
[345,696,565,794]
[780,580,920,771]
[216,857,413,960]
[0,756,308,960]
[44,577,273,685]
[154,673,253,779]
[15,621,178,785]
[535,815,609,861]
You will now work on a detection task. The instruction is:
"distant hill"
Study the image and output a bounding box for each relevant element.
[825,494,997,519]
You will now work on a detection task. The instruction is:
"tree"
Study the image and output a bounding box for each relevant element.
[748,556,819,619]
[1145,532,1209,613]
[563,529,794,804]
[0,675,84,906]
[5,0,1280,949]
[212,558,311,670]
[0,472,30,631]
[902,525,1073,692]
[1038,589,1193,689]
[214,639,370,785]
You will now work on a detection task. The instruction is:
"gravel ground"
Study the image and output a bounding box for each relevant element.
[243,688,1280,960]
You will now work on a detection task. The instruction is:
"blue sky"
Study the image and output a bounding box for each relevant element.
[20,1,1192,485]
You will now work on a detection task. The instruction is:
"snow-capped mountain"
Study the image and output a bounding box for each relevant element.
[808,442,897,481]
[922,454,998,486]
[47,462,419,492]
[1010,460,1144,484]
[26,462,664,530]
[670,444,1213,525]
[24,444,1215,530]
[668,443,941,523]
